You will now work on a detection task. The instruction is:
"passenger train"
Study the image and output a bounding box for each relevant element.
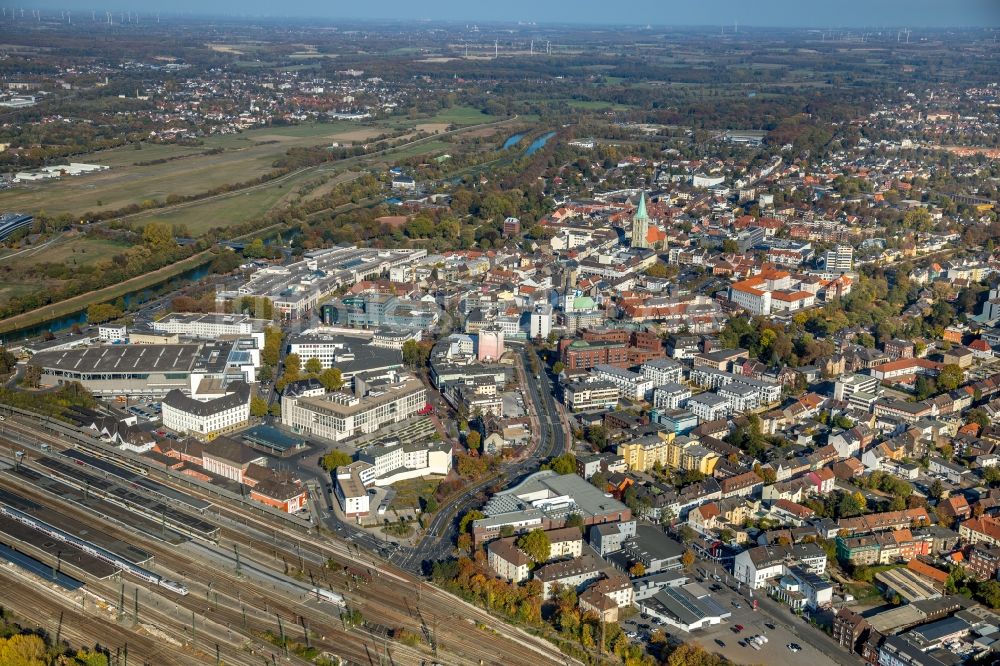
[0,502,188,595]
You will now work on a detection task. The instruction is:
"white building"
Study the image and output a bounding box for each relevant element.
[529,303,553,340]
[281,372,426,442]
[718,382,761,412]
[732,543,827,590]
[152,313,266,348]
[833,374,879,402]
[653,383,691,410]
[640,359,685,385]
[564,380,620,412]
[687,392,731,422]
[161,382,252,439]
[824,245,853,273]
[354,439,453,486]
[593,364,654,401]
[334,463,371,517]
[98,324,127,343]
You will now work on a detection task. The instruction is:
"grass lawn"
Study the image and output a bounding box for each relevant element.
[2,235,130,272]
[90,142,207,168]
[389,478,440,511]
[844,582,880,601]
[386,140,452,160]
[0,280,59,308]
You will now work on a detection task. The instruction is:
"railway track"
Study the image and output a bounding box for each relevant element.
[0,418,574,666]
[0,568,190,665]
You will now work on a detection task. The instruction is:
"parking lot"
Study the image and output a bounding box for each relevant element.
[622,564,857,666]
[689,605,841,666]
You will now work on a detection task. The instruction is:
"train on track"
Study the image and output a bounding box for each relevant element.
[311,587,345,605]
[0,501,188,595]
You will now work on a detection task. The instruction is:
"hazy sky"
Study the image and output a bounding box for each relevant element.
[31,1,1000,27]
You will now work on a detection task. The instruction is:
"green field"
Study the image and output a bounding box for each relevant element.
[0,122,391,217]
[559,99,633,111]
[0,235,130,271]
[424,106,497,126]
[131,167,339,235]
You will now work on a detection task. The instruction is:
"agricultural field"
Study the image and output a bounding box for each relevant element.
[423,106,497,126]
[132,167,358,235]
[0,114,491,220]
[560,99,634,111]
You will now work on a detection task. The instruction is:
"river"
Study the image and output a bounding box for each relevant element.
[502,133,526,150]
[524,131,556,156]
[3,262,213,342]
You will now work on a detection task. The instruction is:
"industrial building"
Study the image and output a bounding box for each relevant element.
[29,340,259,398]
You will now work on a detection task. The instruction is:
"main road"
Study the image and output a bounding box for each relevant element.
[393,341,569,572]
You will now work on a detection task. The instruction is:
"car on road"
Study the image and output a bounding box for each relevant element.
[764,623,775,630]
[715,639,725,648]
[787,643,801,653]
[732,601,742,609]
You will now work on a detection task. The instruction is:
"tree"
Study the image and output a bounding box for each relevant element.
[516,529,551,564]
[305,357,323,375]
[402,339,423,368]
[722,238,739,254]
[552,361,565,375]
[0,633,49,666]
[21,364,42,388]
[87,302,123,324]
[930,478,945,501]
[466,431,481,452]
[262,326,282,367]
[584,425,607,449]
[546,453,576,475]
[319,367,344,391]
[564,513,584,531]
[250,395,269,417]
[938,364,964,392]
[458,509,485,535]
[681,550,696,568]
[967,408,991,430]
[645,261,670,278]
[320,450,353,471]
[244,238,267,259]
[679,525,696,543]
[284,353,301,377]
[142,222,174,249]
[629,562,646,577]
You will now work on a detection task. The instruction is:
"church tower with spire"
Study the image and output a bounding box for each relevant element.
[631,191,651,249]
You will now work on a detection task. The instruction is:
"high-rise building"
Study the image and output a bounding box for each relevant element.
[824,245,853,273]
[631,192,651,249]
[477,326,505,361]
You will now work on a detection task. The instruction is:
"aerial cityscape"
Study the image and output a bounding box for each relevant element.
[0,3,999,666]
